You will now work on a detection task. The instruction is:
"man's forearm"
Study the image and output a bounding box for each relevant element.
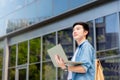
[68,65,86,73]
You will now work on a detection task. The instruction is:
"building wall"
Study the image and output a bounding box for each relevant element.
[0,0,120,80]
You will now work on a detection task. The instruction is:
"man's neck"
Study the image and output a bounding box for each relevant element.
[77,38,86,45]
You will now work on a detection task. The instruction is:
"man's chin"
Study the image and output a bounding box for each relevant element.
[74,38,78,41]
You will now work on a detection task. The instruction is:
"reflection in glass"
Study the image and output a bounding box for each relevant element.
[101,57,120,80]
[42,62,56,80]
[26,0,35,4]
[9,45,16,67]
[29,63,40,80]
[0,48,3,69]
[0,70,2,80]
[23,1,41,25]
[18,41,28,65]
[87,21,94,47]
[95,17,106,50]
[6,0,53,33]
[69,0,91,9]
[6,9,27,33]
[0,0,25,18]
[58,68,68,80]
[19,69,26,80]
[6,1,39,33]
[95,13,119,58]
[37,0,52,19]
[0,18,6,36]
[58,27,73,57]
[43,33,56,61]
[29,38,41,63]
[53,0,68,15]
[58,27,73,80]
[8,68,15,80]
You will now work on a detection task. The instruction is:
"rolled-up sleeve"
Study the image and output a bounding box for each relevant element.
[77,44,94,72]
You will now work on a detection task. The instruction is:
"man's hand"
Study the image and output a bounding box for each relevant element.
[54,55,86,73]
[54,55,66,70]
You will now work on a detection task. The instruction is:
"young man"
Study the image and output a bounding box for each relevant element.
[55,22,96,80]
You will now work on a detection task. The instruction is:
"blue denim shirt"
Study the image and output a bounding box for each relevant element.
[72,40,96,80]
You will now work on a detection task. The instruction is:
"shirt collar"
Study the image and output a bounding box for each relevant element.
[78,40,88,47]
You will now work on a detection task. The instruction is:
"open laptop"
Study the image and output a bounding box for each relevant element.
[47,44,82,67]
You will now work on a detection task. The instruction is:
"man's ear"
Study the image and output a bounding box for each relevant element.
[84,31,88,35]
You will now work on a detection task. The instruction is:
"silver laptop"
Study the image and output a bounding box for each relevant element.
[47,44,82,67]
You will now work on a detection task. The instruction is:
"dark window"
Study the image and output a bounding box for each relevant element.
[95,13,119,58]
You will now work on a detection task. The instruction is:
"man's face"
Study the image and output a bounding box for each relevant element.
[72,24,87,41]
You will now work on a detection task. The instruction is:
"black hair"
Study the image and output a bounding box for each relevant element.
[72,22,89,39]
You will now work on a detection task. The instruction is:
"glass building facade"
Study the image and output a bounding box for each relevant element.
[0,0,120,80]
[0,0,93,35]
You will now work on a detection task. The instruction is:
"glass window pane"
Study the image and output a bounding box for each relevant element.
[101,57,120,80]
[105,14,119,48]
[9,45,16,67]
[53,0,68,15]
[22,1,41,25]
[43,33,56,61]
[57,27,73,80]
[18,41,28,65]
[6,0,53,33]
[6,9,27,33]
[0,48,3,69]
[69,0,91,9]
[58,27,73,57]
[29,38,41,63]
[0,44,3,80]
[42,62,56,80]
[29,63,40,80]
[0,0,25,18]
[8,68,15,80]
[0,48,3,80]
[0,70,2,80]
[37,0,52,18]
[26,0,35,4]
[95,13,119,58]
[0,18,6,36]
[6,1,38,33]
[58,68,68,80]
[18,69,26,80]
[87,21,94,47]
